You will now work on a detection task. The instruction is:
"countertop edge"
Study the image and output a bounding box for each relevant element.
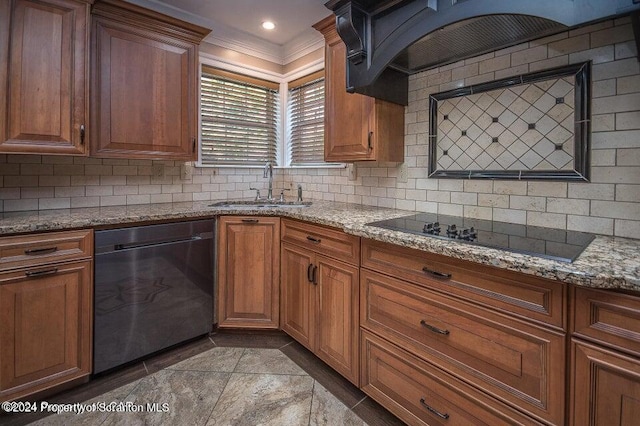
[1,201,638,292]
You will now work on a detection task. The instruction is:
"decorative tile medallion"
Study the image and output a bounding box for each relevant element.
[429,62,591,181]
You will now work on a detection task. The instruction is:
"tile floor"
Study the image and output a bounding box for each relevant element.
[1,332,404,426]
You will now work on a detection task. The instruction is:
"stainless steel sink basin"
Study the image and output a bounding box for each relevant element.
[209,200,312,209]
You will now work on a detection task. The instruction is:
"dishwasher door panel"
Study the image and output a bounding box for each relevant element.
[94,220,214,374]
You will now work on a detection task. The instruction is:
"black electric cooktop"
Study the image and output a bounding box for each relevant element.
[367,213,596,263]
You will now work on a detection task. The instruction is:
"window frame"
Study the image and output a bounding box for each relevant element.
[200,66,280,167]
[197,54,344,169]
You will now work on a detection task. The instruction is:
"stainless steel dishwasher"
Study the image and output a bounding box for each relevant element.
[94,220,214,374]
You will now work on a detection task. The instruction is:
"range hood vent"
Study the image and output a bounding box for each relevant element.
[396,15,565,71]
[325,0,640,105]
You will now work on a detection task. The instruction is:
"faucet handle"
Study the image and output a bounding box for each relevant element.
[249,187,261,201]
[279,188,290,202]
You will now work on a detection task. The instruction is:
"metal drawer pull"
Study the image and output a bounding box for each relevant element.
[306,236,321,244]
[25,268,59,278]
[420,398,449,420]
[307,263,314,283]
[420,320,450,335]
[241,219,259,223]
[24,246,58,255]
[312,265,318,285]
[422,267,451,279]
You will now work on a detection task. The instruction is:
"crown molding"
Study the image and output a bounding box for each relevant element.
[124,0,326,66]
[282,30,325,64]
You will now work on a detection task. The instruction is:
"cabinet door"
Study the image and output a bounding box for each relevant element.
[315,255,360,386]
[571,339,640,426]
[0,0,89,155]
[323,27,374,162]
[218,217,280,329]
[91,18,197,160]
[280,243,315,350]
[0,261,92,402]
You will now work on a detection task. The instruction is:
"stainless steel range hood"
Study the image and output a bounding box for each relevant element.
[325,0,640,105]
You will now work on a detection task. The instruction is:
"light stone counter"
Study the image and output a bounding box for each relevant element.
[1,200,638,291]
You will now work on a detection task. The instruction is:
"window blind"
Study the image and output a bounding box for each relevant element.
[200,67,279,166]
[288,73,325,165]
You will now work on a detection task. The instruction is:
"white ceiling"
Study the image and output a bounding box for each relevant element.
[128,0,333,64]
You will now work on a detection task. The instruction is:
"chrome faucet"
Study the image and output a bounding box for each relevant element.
[297,184,303,203]
[263,161,273,201]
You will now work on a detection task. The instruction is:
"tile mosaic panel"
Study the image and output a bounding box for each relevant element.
[429,62,591,181]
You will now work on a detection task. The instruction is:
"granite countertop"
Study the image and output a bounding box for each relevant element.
[1,200,638,291]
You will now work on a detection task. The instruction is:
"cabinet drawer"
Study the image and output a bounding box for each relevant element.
[0,230,93,272]
[572,287,640,357]
[281,219,359,265]
[361,239,565,330]
[361,269,565,425]
[361,330,543,426]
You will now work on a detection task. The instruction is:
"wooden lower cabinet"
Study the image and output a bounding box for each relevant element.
[360,268,565,424]
[315,255,359,384]
[280,243,314,348]
[217,216,280,329]
[570,339,640,426]
[280,241,360,385]
[361,330,543,426]
[0,260,92,402]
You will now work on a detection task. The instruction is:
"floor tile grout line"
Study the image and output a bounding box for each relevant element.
[202,370,234,426]
[351,395,368,410]
[307,379,316,426]
[142,361,149,375]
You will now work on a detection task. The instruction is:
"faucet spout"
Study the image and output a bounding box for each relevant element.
[264,162,273,200]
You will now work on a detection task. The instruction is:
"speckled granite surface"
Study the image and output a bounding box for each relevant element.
[1,200,638,291]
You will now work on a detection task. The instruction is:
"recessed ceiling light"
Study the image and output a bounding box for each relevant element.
[262,21,275,30]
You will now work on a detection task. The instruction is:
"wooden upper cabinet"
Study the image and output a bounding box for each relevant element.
[0,0,92,155]
[90,0,210,160]
[313,16,404,163]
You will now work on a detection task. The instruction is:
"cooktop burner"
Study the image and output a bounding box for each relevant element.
[367,213,596,263]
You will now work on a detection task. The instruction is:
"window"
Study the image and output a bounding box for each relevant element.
[200,66,279,166]
[287,71,325,166]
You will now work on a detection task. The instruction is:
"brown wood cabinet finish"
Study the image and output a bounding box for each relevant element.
[281,242,360,385]
[90,0,209,160]
[0,229,93,272]
[0,0,91,155]
[280,243,315,349]
[570,339,640,426]
[361,239,566,330]
[0,230,93,402]
[281,218,360,265]
[361,268,566,425]
[361,330,544,426]
[313,16,404,163]
[572,286,640,357]
[280,219,360,385]
[217,216,280,329]
[314,255,359,384]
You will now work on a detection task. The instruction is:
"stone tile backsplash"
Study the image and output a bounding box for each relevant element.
[1,18,638,239]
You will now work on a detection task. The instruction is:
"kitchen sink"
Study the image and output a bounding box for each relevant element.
[209,200,312,209]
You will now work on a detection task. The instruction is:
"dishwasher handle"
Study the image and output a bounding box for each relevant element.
[108,235,206,252]
[114,236,203,251]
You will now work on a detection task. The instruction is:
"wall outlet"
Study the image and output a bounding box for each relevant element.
[398,163,408,183]
[152,164,165,178]
[181,162,193,180]
[347,163,357,181]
